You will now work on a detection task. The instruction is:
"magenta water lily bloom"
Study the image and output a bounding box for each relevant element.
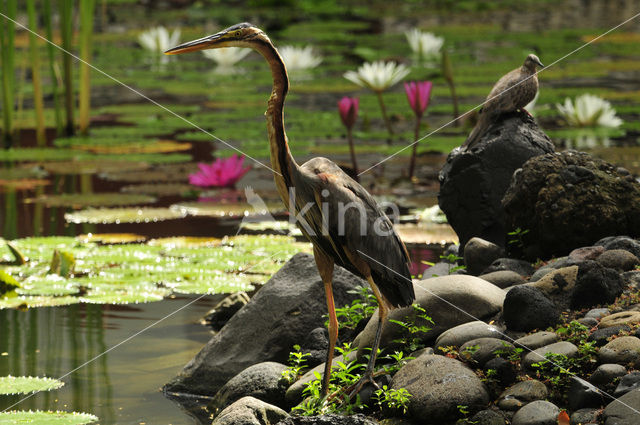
[404,81,433,117]
[189,154,251,188]
[404,81,433,180]
[338,96,359,129]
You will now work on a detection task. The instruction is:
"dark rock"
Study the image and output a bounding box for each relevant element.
[595,236,640,258]
[571,261,624,309]
[482,258,535,277]
[203,292,251,331]
[479,270,525,289]
[503,286,560,332]
[391,354,489,422]
[569,246,605,262]
[578,317,598,328]
[502,151,640,260]
[511,400,559,425]
[468,409,509,425]
[599,336,640,367]
[497,380,548,411]
[354,276,505,360]
[484,357,517,387]
[208,362,289,415]
[276,415,378,425]
[164,253,365,396]
[464,238,505,276]
[438,111,555,257]
[212,396,288,425]
[522,341,578,370]
[570,408,600,424]
[590,364,627,389]
[435,321,505,351]
[597,249,640,271]
[299,328,329,367]
[602,388,640,425]
[568,377,605,410]
[588,325,631,347]
[614,371,640,397]
[513,332,560,351]
[459,337,515,367]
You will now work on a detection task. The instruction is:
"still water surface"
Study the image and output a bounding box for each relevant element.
[0,295,216,424]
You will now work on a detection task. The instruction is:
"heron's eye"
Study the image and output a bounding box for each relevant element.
[235,30,242,37]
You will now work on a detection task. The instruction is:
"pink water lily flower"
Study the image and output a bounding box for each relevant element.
[189,154,251,188]
[404,81,433,117]
[338,96,359,129]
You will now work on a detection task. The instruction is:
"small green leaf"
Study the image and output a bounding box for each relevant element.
[0,376,64,395]
[0,269,20,295]
[48,250,75,278]
[0,410,98,424]
[6,242,26,265]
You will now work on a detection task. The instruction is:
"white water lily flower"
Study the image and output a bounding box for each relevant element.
[202,47,251,73]
[138,26,181,53]
[405,28,444,63]
[279,45,322,71]
[344,61,410,92]
[557,94,623,128]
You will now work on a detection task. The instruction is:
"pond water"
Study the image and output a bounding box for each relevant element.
[0,295,216,424]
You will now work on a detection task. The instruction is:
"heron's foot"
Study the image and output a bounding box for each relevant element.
[347,372,379,401]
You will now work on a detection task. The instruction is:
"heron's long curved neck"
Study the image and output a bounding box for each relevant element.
[253,39,297,202]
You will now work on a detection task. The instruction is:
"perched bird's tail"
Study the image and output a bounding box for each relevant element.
[462,111,493,150]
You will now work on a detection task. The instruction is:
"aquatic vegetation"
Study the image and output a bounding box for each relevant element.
[26,0,46,145]
[170,200,284,219]
[27,193,156,208]
[189,155,251,188]
[64,207,186,224]
[405,81,433,179]
[0,376,64,395]
[405,28,444,66]
[338,96,360,179]
[556,94,623,128]
[78,0,96,135]
[0,0,16,147]
[137,26,181,66]
[344,61,409,137]
[0,410,98,424]
[279,45,322,71]
[202,47,251,73]
[59,0,75,135]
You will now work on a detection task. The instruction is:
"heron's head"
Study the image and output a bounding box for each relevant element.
[523,54,544,70]
[164,22,265,55]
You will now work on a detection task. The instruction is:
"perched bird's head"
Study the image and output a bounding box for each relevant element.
[164,22,266,55]
[524,54,544,70]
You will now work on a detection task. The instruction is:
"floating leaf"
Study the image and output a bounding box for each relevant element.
[17,275,79,296]
[76,233,146,244]
[0,269,20,295]
[120,183,194,197]
[27,193,156,208]
[100,162,199,183]
[79,291,166,305]
[0,179,50,191]
[0,410,98,424]
[49,250,75,278]
[170,201,283,219]
[65,207,186,224]
[0,167,48,180]
[0,376,64,395]
[40,160,148,176]
[0,296,80,309]
[6,242,26,265]
[71,140,192,155]
[147,236,221,248]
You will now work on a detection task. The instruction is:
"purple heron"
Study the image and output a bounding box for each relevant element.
[165,23,415,398]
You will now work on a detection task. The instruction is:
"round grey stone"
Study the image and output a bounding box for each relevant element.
[497,380,548,410]
[212,396,288,425]
[391,354,489,421]
[603,388,640,425]
[435,321,505,351]
[597,249,640,271]
[513,331,560,351]
[511,400,560,425]
[590,364,628,388]
[522,341,579,370]
[460,337,515,367]
[599,336,640,367]
[585,308,611,320]
[464,237,505,276]
[479,270,525,289]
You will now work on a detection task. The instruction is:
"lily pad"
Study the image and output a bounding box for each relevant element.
[27,193,156,208]
[71,140,192,155]
[147,236,221,247]
[0,167,48,180]
[169,201,284,218]
[120,183,195,197]
[0,179,50,191]
[40,160,148,175]
[17,275,78,296]
[65,207,186,224]
[0,296,81,309]
[0,376,64,395]
[76,233,146,244]
[99,162,199,183]
[0,269,20,294]
[79,290,166,305]
[0,410,98,424]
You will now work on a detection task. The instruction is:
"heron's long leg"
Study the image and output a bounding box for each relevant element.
[313,246,336,397]
[348,274,388,398]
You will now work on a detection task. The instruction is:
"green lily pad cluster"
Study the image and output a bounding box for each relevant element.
[0,376,97,424]
[0,235,310,309]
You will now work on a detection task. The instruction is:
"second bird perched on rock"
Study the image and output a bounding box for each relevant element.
[463,54,544,149]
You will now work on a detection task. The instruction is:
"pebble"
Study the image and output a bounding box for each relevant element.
[497,380,548,410]
[589,363,628,388]
[522,341,578,370]
[596,249,640,271]
[599,336,640,367]
[478,270,525,289]
[569,245,605,261]
[599,311,640,328]
[588,324,631,346]
[513,331,560,351]
[511,400,560,425]
[435,321,505,351]
[585,308,610,320]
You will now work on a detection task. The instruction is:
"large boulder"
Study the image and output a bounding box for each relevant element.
[502,150,640,260]
[391,353,489,422]
[353,275,506,359]
[438,111,555,257]
[164,253,366,396]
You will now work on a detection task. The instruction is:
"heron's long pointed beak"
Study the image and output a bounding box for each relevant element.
[164,31,225,55]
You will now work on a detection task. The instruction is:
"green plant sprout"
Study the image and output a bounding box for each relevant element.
[390,304,434,352]
[282,345,311,384]
[330,285,378,330]
[507,227,530,249]
[372,385,412,414]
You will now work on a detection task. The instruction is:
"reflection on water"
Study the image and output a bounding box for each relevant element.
[0,295,216,424]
